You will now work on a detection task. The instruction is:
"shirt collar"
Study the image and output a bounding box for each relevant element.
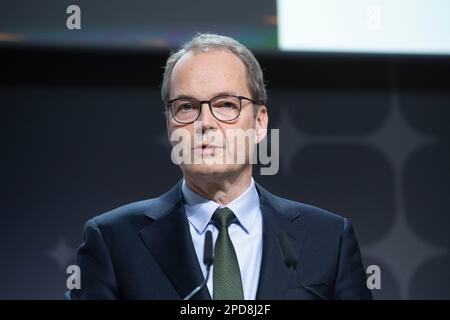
[182,178,260,235]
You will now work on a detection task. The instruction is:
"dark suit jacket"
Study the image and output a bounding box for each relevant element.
[67,180,372,300]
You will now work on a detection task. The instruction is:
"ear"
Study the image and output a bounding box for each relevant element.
[254,105,268,144]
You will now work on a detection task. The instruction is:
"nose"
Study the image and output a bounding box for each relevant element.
[196,102,218,131]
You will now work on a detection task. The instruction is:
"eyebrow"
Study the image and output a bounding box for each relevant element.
[170,91,240,101]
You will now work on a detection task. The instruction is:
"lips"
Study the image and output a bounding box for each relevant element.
[193,143,223,150]
[202,144,218,149]
[191,144,223,157]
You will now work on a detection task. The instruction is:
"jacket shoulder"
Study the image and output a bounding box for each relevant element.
[258,183,348,229]
[90,181,182,229]
[91,198,155,227]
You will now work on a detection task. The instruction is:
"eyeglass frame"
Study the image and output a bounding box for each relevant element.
[166,94,258,124]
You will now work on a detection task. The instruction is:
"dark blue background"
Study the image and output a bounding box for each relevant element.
[1,47,449,299]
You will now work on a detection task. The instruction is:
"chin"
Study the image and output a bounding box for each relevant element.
[181,163,241,179]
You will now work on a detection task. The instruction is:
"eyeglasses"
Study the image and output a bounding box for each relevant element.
[167,94,257,124]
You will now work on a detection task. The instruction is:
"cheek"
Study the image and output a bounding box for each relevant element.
[166,123,175,142]
[220,112,257,141]
[238,112,257,129]
[167,123,194,146]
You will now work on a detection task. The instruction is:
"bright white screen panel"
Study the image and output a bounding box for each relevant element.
[278,0,450,55]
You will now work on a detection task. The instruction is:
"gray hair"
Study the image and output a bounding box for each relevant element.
[161,33,267,107]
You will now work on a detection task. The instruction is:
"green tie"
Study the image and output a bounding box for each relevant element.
[212,207,244,300]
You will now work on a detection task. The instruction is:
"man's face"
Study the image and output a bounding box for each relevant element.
[166,49,267,180]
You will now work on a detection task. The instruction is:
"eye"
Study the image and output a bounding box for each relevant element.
[216,101,239,109]
[175,102,196,112]
[180,103,193,110]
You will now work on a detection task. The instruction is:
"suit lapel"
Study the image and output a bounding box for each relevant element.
[139,181,211,300]
[137,180,306,300]
[255,183,307,299]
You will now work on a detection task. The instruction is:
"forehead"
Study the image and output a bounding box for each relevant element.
[170,49,249,99]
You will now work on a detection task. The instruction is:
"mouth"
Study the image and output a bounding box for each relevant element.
[193,143,223,150]
[192,144,223,156]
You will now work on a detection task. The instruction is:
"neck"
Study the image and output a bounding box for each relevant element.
[183,167,253,205]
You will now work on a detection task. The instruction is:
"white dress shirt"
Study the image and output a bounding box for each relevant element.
[182,178,263,300]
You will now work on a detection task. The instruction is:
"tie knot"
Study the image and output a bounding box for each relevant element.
[212,207,236,229]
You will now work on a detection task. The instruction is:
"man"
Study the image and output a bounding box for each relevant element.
[67,33,372,300]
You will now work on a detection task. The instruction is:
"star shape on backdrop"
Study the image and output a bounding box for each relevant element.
[365,100,434,173]
[273,99,440,299]
[46,238,76,270]
[361,68,442,299]
[154,132,171,150]
[363,214,447,299]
